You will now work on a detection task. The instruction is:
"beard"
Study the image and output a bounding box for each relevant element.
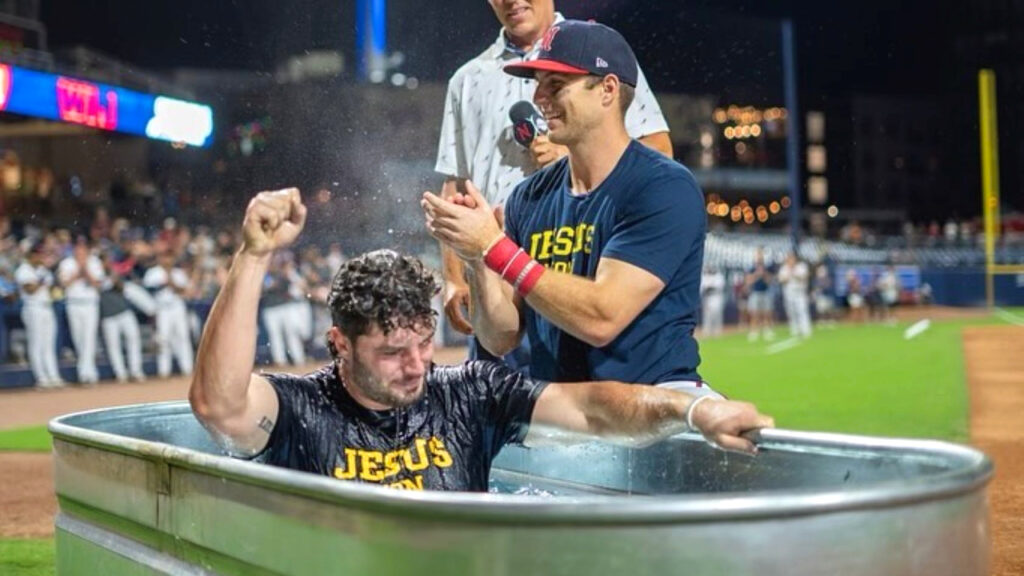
[348,350,426,409]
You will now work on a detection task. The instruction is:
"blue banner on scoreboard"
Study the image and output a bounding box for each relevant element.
[0,62,213,147]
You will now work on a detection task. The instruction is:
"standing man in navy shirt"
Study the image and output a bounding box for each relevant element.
[423,20,719,398]
[434,1,672,374]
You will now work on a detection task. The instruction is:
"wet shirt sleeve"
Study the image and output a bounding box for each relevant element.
[463,361,549,453]
[257,373,324,474]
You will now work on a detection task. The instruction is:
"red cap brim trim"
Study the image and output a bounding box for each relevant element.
[504,59,590,78]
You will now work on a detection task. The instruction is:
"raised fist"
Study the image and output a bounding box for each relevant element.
[241,188,307,257]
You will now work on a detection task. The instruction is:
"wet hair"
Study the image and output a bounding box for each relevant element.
[326,250,439,352]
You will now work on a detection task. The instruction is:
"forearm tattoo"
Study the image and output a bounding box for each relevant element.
[258,416,275,435]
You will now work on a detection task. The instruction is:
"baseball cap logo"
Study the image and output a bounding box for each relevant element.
[540,26,561,52]
[595,57,608,68]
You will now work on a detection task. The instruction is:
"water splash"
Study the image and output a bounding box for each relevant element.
[511,485,556,497]
[487,480,556,497]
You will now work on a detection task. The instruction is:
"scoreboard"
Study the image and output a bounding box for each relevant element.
[0,62,213,147]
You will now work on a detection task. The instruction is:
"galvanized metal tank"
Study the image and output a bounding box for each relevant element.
[49,401,992,576]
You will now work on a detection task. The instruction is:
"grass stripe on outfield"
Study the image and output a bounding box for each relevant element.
[0,425,51,452]
[698,315,1015,443]
[0,539,55,576]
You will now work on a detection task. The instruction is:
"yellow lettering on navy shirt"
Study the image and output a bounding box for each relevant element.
[552,226,574,256]
[334,448,358,480]
[403,437,430,472]
[359,451,384,482]
[527,224,596,265]
[573,223,588,253]
[429,437,454,467]
[383,451,402,478]
[331,436,455,491]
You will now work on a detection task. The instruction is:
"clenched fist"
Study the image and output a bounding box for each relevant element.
[241,188,307,257]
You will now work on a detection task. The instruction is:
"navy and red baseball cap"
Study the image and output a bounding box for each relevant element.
[504,20,639,87]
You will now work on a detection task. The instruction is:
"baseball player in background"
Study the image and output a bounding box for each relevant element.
[700,264,726,338]
[877,265,900,323]
[745,248,775,341]
[777,252,812,339]
[15,240,64,388]
[143,251,194,378]
[261,253,307,366]
[57,238,104,384]
[99,253,146,383]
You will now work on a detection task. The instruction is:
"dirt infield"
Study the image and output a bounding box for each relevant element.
[0,453,55,538]
[1,333,1021,574]
[963,325,1024,576]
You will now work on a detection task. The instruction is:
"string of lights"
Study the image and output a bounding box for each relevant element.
[706,194,792,225]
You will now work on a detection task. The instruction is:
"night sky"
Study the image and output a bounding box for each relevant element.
[40,0,962,103]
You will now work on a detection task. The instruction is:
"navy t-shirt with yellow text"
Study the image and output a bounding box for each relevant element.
[504,140,705,384]
[258,362,548,492]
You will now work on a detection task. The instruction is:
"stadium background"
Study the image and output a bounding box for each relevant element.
[0,0,1023,574]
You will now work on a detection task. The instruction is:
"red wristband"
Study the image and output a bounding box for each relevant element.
[483,236,519,271]
[483,235,546,296]
[485,236,529,283]
[515,261,545,296]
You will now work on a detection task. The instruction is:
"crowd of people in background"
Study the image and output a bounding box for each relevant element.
[0,203,974,389]
[0,206,349,388]
[700,249,925,341]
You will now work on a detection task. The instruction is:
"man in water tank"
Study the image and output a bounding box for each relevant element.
[188,189,773,492]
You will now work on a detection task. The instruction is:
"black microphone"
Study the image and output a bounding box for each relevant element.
[509,100,548,147]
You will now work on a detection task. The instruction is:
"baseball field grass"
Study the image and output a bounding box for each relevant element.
[1,309,1020,576]
[699,316,1001,442]
[0,538,54,576]
[0,426,51,452]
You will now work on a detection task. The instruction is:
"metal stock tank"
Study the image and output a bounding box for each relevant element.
[49,401,991,575]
